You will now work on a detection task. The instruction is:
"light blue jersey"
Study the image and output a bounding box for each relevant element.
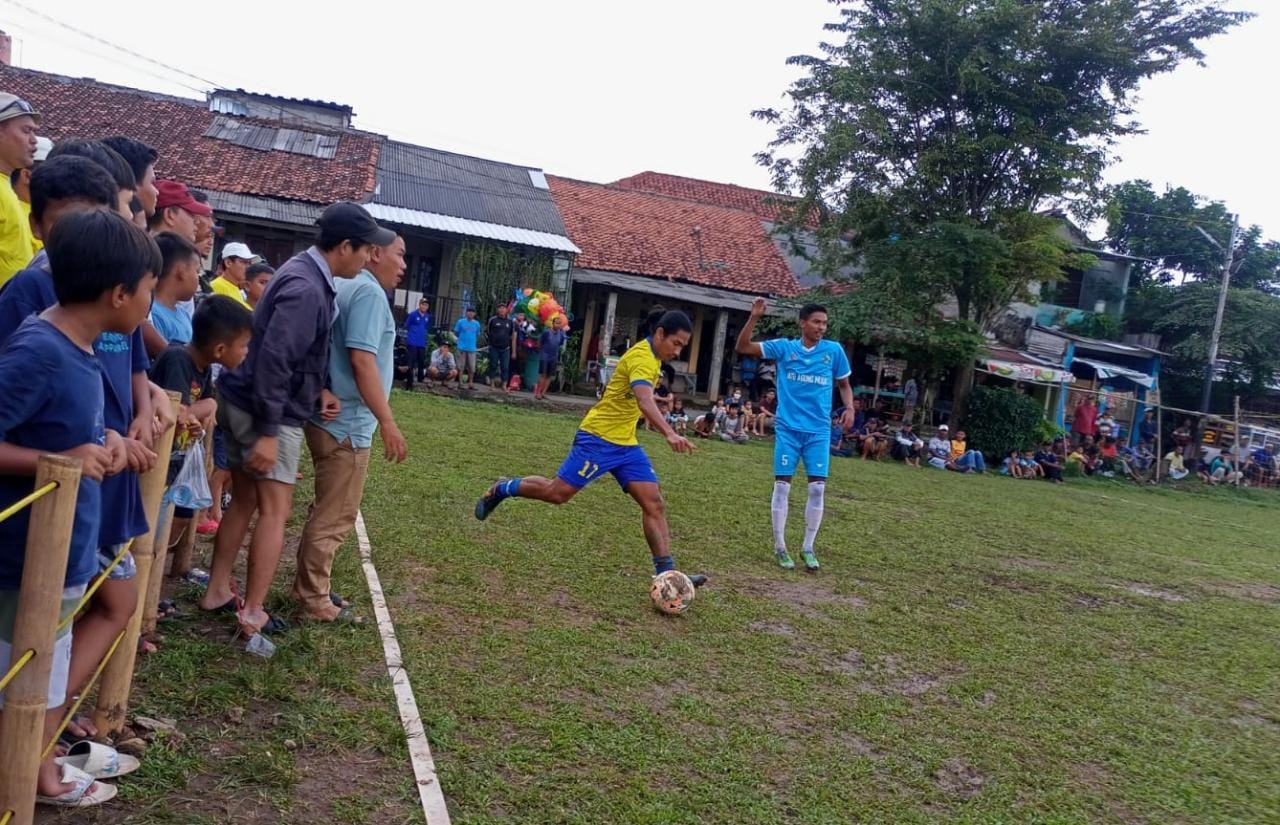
[761,338,851,435]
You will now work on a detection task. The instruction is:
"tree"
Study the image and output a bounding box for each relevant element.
[1104,180,1280,293]
[755,0,1250,422]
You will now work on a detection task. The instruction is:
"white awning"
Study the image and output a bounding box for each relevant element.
[363,203,580,254]
[1072,357,1157,388]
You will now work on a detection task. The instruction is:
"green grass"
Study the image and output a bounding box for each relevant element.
[42,390,1280,824]
[361,392,1280,825]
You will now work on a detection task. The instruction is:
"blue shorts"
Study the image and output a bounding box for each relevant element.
[213,427,229,471]
[556,431,658,490]
[774,425,830,478]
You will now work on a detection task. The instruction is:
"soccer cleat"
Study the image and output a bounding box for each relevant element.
[776,549,795,570]
[688,574,709,589]
[801,549,820,572]
[474,478,511,521]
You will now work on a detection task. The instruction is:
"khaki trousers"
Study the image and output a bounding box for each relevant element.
[293,424,371,614]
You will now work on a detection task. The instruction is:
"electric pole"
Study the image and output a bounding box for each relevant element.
[1199,214,1240,412]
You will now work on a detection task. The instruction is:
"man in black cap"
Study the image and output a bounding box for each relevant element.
[203,201,395,639]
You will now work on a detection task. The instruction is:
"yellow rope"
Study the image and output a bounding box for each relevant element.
[1,808,12,824]
[41,629,125,759]
[0,481,58,525]
[55,540,133,635]
[0,649,34,694]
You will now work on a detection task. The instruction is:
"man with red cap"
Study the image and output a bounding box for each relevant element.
[147,180,211,243]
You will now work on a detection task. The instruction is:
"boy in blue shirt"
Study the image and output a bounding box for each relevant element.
[0,209,158,805]
[737,298,854,572]
[453,305,481,386]
[146,231,202,349]
[402,297,430,389]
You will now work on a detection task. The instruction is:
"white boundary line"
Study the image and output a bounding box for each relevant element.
[355,511,452,825]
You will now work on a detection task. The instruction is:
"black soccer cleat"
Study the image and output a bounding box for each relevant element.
[688,574,709,589]
[474,478,510,521]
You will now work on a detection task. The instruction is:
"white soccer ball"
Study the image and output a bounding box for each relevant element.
[650,570,696,615]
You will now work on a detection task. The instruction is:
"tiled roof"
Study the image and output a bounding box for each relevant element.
[548,176,800,297]
[611,171,807,225]
[0,65,378,204]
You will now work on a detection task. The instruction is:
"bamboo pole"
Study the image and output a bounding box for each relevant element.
[1156,402,1164,482]
[140,500,175,638]
[92,393,180,737]
[1233,395,1242,488]
[0,455,83,825]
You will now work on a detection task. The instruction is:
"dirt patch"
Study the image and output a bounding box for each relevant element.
[825,649,866,676]
[290,748,419,824]
[934,758,988,798]
[978,691,997,708]
[1201,581,1280,604]
[983,573,1044,594]
[1072,592,1108,609]
[1232,699,1280,731]
[1118,583,1188,602]
[732,575,868,619]
[749,619,798,637]
[853,654,958,700]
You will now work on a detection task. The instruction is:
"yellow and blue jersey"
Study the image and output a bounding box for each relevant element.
[580,338,662,446]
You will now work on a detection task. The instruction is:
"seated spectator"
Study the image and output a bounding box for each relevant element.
[742,400,758,436]
[1122,440,1156,484]
[1201,449,1242,485]
[428,341,459,385]
[720,406,749,444]
[653,377,675,416]
[1245,444,1277,486]
[891,421,922,467]
[927,425,953,469]
[666,398,689,435]
[1097,411,1117,440]
[1080,436,1101,476]
[948,429,986,473]
[244,262,274,310]
[1021,449,1044,479]
[1052,435,1068,460]
[693,410,716,439]
[1000,449,1023,478]
[754,389,777,435]
[1164,449,1190,481]
[1138,408,1158,444]
[830,413,853,458]
[1098,436,1120,477]
[1035,441,1065,483]
[726,387,745,412]
[712,398,729,433]
[860,417,890,460]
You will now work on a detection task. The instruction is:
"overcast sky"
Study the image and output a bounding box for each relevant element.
[3,0,1275,240]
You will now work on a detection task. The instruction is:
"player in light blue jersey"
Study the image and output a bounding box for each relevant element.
[737,297,854,571]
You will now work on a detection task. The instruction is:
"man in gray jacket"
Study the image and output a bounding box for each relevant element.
[202,202,394,638]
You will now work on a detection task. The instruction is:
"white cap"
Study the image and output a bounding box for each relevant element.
[33,136,53,162]
[938,424,949,431]
[221,242,260,261]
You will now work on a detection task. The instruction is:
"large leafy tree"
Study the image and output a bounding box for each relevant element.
[1104,180,1280,292]
[755,0,1249,421]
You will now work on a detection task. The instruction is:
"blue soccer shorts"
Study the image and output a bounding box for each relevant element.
[556,430,659,490]
[774,425,830,478]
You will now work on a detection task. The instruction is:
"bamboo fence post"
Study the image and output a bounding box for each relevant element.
[92,393,179,737]
[140,499,175,638]
[1156,401,1164,482]
[1233,395,1242,488]
[0,455,83,825]
[167,426,212,579]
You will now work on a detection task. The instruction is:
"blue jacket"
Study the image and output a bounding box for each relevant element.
[404,309,431,348]
[219,250,336,435]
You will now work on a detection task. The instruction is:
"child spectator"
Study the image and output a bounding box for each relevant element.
[244,262,274,310]
[1020,449,1044,479]
[1097,411,1117,440]
[693,410,715,439]
[754,389,776,435]
[146,231,201,353]
[0,209,158,805]
[1000,449,1023,478]
[829,413,853,457]
[667,398,689,435]
[948,429,986,473]
[1035,441,1065,483]
[860,418,890,460]
[1164,448,1190,481]
[534,315,566,400]
[741,400,758,436]
[453,306,481,386]
[150,296,252,575]
[711,398,728,433]
[1099,437,1120,477]
[720,406,749,444]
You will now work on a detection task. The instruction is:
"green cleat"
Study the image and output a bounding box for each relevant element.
[776,549,795,570]
[801,549,820,572]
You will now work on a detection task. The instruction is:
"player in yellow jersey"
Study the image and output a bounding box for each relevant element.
[476,309,706,588]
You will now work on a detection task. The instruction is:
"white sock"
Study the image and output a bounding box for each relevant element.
[803,481,825,554]
[771,481,791,552]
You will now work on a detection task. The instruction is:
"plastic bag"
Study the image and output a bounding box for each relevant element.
[168,440,213,510]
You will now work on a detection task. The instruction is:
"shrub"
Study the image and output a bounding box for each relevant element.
[964,385,1047,459]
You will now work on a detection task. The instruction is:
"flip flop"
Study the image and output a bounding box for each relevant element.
[202,597,237,614]
[56,740,140,780]
[157,600,182,621]
[37,762,118,807]
[329,592,350,609]
[252,614,290,635]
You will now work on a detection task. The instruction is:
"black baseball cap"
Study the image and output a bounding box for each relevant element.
[317,202,395,246]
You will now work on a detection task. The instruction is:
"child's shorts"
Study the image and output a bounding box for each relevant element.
[213,427,230,471]
[96,543,137,581]
[0,583,87,708]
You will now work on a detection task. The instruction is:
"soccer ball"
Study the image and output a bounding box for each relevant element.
[650,570,696,615]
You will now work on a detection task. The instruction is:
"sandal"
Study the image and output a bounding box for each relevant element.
[56,740,140,780]
[195,519,220,535]
[157,600,182,621]
[37,763,118,807]
[306,607,364,625]
[329,592,351,609]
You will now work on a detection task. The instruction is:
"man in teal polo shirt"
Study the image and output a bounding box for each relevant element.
[292,234,409,622]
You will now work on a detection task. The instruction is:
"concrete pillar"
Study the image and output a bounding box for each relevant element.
[706,309,729,401]
[600,290,618,359]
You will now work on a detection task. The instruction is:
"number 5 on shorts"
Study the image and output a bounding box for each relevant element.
[578,460,600,479]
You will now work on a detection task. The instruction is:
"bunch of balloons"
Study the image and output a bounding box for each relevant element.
[511,288,569,342]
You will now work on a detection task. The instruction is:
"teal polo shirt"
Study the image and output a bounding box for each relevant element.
[313,270,395,448]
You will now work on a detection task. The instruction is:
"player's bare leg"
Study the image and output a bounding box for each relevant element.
[474,475,577,519]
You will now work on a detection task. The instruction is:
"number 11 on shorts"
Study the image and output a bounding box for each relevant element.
[578,460,600,479]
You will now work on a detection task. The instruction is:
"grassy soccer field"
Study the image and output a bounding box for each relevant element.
[360,393,1280,825]
[45,391,1279,825]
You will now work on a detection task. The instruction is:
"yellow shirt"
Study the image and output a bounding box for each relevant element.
[579,338,662,446]
[18,200,40,253]
[950,439,967,460]
[0,183,36,287]
[210,275,252,309]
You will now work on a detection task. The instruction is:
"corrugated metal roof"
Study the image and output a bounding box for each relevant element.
[203,116,339,159]
[363,203,579,254]
[204,190,324,227]
[372,141,570,238]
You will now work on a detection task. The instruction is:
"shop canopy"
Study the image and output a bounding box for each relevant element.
[981,358,1073,384]
[1071,357,1157,389]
